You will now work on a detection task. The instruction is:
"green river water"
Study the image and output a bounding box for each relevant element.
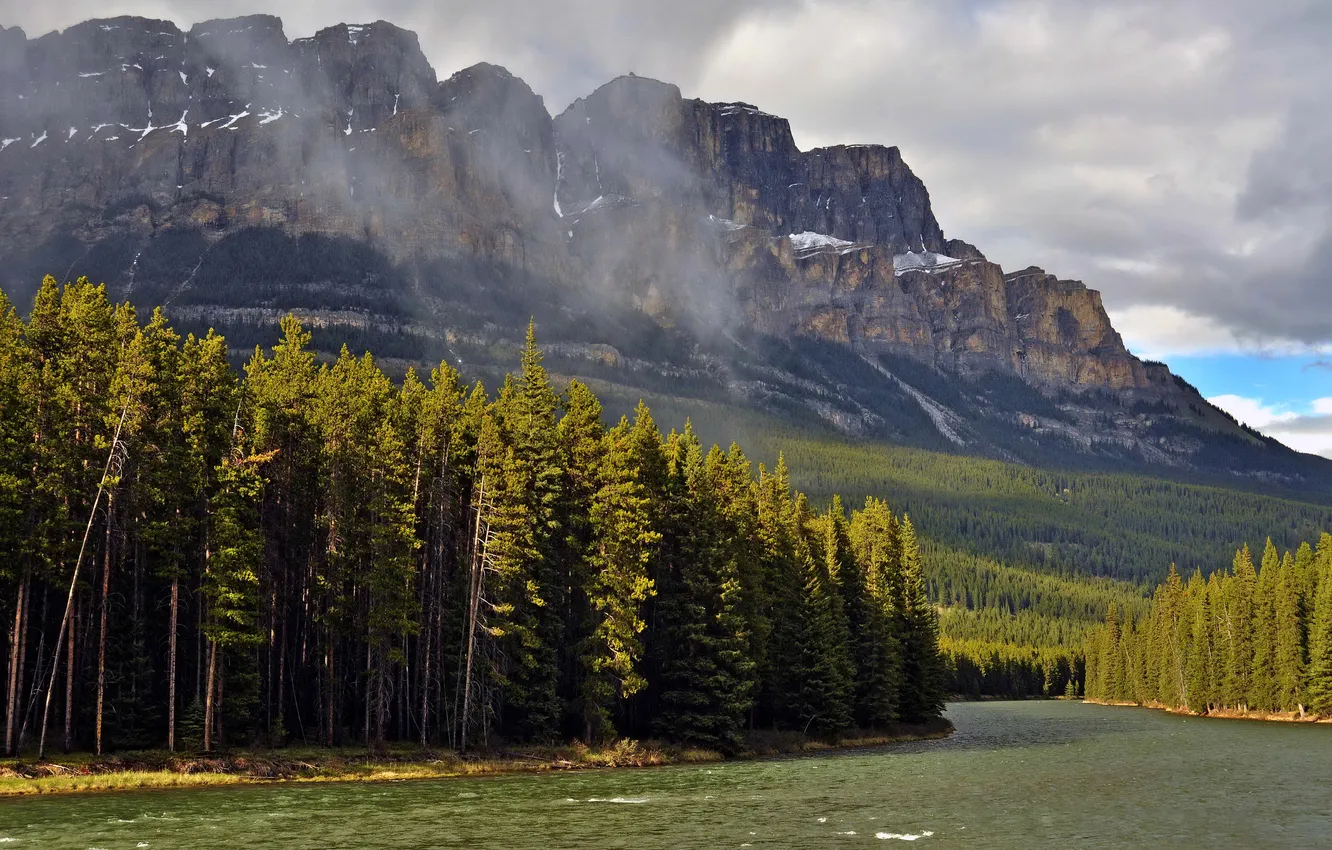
[2,700,1331,848]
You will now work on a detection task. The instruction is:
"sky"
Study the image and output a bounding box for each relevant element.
[3,0,1330,456]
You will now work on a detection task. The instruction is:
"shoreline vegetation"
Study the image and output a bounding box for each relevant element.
[0,720,953,797]
[1083,698,1332,724]
[1084,538,1332,719]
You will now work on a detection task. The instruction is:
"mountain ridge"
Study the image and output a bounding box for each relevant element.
[0,15,1326,491]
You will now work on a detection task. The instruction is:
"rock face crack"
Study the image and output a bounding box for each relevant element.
[862,355,969,447]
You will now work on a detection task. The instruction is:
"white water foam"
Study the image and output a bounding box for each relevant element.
[585,797,648,804]
[875,831,934,841]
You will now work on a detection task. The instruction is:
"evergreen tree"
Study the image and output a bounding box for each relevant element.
[1249,539,1280,711]
[654,435,755,751]
[1274,551,1305,712]
[203,446,268,748]
[1306,553,1332,716]
[897,516,946,722]
[849,497,904,726]
[1223,545,1257,709]
[1183,569,1211,713]
[1099,604,1123,701]
[581,417,659,740]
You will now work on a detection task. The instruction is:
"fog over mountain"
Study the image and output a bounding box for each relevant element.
[6,0,1331,355]
[1,8,1329,492]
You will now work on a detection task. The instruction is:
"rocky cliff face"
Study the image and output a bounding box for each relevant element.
[0,16,1319,482]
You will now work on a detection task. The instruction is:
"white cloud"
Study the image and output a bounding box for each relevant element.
[1110,304,1331,361]
[1208,394,1332,458]
[1208,395,1300,429]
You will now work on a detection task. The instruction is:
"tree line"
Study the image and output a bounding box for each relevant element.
[0,277,946,757]
[1085,535,1332,716]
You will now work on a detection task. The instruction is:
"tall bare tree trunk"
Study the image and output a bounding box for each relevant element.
[325,641,335,747]
[168,578,178,751]
[203,639,217,751]
[364,642,372,746]
[419,625,431,747]
[275,616,286,743]
[63,598,75,752]
[18,586,50,752]
[215,657,224,749]
[5,575,28,756]
[95,496,113,756]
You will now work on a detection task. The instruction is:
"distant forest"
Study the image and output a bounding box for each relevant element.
[0,277,946,757]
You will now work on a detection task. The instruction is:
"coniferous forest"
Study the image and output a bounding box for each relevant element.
[0,277,947,757]
[1085,535,1332,716]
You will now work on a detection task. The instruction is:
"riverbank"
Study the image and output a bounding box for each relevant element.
[0,719,953,797]
[1084,698,1332,723]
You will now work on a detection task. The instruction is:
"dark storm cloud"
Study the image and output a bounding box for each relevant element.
[2,0,1330,352]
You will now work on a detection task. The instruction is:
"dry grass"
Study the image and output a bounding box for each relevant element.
[0,720,953,798]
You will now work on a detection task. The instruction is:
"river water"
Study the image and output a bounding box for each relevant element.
[3,700,1330,849]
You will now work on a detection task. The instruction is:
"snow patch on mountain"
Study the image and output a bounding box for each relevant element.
[893,250,963,274]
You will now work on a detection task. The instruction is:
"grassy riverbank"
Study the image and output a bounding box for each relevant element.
[0,719,953,797]
[1084,698,1332,723]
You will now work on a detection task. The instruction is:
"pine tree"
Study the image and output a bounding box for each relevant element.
[1100,604,1123,701]
[487,326,564,742]
[581,416,659,740]
[849,497,903,726]
[1223,545,1257,709]
[557,379,605,734]
[1183,569,1211,713]
[203,447,268,749]
[1153,566,1186,708]
[654,432,755,751]
[1274,551,1306,712]
[897,515,945,723]
[1249,539,1280,710]
[1306,553,1332,716]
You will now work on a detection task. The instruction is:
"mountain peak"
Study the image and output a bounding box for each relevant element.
[0,14,1322,482]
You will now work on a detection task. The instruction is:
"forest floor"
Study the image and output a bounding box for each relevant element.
[0,719,954,797]
[1084,698,1332,723]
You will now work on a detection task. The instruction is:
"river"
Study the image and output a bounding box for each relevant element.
[3,700,1331,848]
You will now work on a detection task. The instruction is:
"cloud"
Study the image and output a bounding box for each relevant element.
[3,0,1331,352]
[1208,394,1332,458]
[1111,304,1332,361]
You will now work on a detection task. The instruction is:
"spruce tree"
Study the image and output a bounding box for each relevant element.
[581,416,659,740]
[897,515,946,723]
[1249,539,1280,711]
[557,380,606,734]
[1153,565,1185,707]
[203,446,268,749]
[655,435,755,752]
[1305,554,1332,716]
[1100,604,1122,701]
[1274,551,1306,712]
[1223,545,1257,709]
[1184,569,1211,713]
[849,497,903,726]
[498,323,565,742]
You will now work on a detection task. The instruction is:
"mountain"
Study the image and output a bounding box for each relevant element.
[0,15,1327,493]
